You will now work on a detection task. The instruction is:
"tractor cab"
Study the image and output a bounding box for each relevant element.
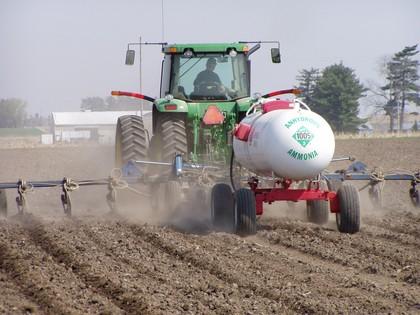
[160,43,251,102]
[116,41,281,167]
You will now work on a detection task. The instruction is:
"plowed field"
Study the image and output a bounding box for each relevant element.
[0,138,419,314]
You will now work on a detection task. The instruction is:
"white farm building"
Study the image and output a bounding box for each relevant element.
[51,111,152,144]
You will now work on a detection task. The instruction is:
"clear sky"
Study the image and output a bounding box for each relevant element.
[1,0,419,115]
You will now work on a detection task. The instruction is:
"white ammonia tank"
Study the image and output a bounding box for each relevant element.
[233,99,335,180]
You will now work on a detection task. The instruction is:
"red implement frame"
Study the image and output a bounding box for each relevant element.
[247,178,339,215]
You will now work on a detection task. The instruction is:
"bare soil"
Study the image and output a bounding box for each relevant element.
[0,138,419,314]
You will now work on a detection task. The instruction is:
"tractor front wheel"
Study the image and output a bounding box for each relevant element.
[336,183,360,234]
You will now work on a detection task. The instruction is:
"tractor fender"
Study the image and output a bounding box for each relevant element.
[154,98,188,113]
[152,98,188,134]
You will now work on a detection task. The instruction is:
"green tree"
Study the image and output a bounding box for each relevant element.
[312,63,365,132]
[105,96,148,111]
[80,97,107,111]
[80,96,152,111]
[295,68,320,107]
[0,98,27,128]
[364,79,396,131]
[382,45,420,130]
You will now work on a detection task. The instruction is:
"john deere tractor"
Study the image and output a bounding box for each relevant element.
[113,41,280,211]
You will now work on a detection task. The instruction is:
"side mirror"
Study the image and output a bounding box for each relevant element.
[271,48,281,63]
[125,49,135,65]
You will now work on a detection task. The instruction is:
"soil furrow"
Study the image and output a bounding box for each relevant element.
[17,216,154,315]
[130,223,415,314]
[259,218,420,281]
[360,223,419,248]
[0,270,41,315]
[0,239,85,315]
[0,219,123,315]
[75,219,242,314]
[252,234,420,309]
[363,213,420,239]
[128,224,297,314]
[170,228,419,314]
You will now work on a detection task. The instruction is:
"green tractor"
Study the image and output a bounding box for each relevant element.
[113,41,281,212]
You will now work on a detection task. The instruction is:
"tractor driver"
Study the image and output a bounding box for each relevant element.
[193,57,225,96]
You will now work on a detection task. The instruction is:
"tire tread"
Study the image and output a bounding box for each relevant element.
[115,115,148,167]
[235,188,257,235]
[336,183,360,234]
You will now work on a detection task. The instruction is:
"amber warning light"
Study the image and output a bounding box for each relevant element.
[164,104,177,110]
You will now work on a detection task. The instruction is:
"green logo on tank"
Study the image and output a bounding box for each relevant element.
[292,126,314,148]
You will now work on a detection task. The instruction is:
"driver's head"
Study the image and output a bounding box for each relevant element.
[206,57,217,71]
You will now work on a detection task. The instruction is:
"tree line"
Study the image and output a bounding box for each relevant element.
[296,44,419,132]
[0,95,149,129]
[1,45,418,132]
[0,98,50,128]
[80,95,152,112]
[0,98,27,128]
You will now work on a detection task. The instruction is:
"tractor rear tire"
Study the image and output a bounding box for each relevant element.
[148,115,187,177]
[336,183,360,234]
[152,116,188,212]
[0,189,7,218]
[211,183,235,232]
[115,115,148,168]
[235,188,257,236]
[160,117,188,163]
